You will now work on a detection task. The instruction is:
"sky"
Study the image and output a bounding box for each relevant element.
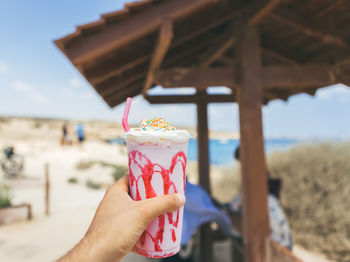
[0,0,350,140]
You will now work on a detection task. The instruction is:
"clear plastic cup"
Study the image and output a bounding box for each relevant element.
[126,136,189,258]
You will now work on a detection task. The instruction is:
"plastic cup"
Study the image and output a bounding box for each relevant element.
[126,137,189,258]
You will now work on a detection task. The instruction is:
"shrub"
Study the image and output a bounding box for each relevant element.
[97,161,127,181]
[110,165,128,181]
[86,179,102,190]
[267,142,350,261]
[75,160,95,170]
[67,177,78,184]
[0,183,12,208]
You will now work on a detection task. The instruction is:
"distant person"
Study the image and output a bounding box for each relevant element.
[76,123,85,144]
[61,123,68,146]
[231,145,292,249]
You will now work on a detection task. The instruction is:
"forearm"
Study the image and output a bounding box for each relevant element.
[57,236,101,262]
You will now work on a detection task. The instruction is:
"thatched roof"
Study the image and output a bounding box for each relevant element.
[55,0,350,107]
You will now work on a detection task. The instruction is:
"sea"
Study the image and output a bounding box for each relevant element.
[108,138,299,166]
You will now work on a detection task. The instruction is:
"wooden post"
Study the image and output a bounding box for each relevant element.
[196,90,213,262]
[235,19,270,262]
[45,163,50,216]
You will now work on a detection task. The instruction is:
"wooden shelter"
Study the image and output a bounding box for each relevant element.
[55,0,350,261]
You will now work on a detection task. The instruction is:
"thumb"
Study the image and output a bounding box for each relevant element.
[138,193,186,222]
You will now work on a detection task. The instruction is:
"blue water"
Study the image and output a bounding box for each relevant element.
[188,138,298,166]
[107,138,299,166]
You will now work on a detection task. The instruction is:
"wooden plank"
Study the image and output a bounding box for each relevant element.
[217,55,234,65]
[201,0,282,67]
[340,72,350,86]
[155,65,339,89]
[104,82,142,107]
[202,37,235,67]
[145,94,235,104]
[262,48,299,66]
[235,20,269,262]
[99,73,145,97]
[87,22,225,87]
[96,34,219,94]
[143,18,173,95]
[268,13,347,47]
[64,0,218,65]
[0,203,32,225]
[196,90,212,262]
[263,64,339,88]
[155,67,237,87]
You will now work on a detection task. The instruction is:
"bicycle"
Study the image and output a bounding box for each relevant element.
[1,146,24,178]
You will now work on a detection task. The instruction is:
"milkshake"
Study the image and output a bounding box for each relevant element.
[124,118,191,258]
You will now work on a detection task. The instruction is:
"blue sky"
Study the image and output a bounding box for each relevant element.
[0,1,350,140]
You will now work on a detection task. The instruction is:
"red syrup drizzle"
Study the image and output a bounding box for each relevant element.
[129,150,187,252]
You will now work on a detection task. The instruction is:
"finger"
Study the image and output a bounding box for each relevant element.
[138,193,186,222]
[114,175,129,192]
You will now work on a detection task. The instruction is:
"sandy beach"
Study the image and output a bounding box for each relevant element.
[0,117,330,262]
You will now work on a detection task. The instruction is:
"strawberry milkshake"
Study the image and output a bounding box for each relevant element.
[124,118,191,258]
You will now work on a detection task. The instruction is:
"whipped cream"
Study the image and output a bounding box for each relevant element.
[124,129,191,144]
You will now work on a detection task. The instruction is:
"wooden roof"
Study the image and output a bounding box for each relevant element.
[55,0,350,107]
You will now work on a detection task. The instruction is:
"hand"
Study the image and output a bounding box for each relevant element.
[58,175,186,262]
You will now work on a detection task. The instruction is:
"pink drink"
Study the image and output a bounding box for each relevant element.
[125,119,190,258]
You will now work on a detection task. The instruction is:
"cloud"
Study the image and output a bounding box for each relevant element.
[147,86,196,95]
[62,86,95,101]
[31,92,47,103]
[12,80,48,103]
[69,77,84,87]
[62,87,75,98]
[316,84,350,103]
[207,86,232,94]
[0,61,10,73]
[12,80,33,92]
[79,91,94,100]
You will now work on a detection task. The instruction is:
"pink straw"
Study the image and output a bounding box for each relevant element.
[122,97,132,132]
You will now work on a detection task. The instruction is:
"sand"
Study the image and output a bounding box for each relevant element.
[0,118,329,261]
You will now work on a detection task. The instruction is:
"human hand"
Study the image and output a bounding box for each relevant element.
[58,175,186,262]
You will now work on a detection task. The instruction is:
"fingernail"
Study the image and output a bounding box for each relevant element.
[175,193,186,206]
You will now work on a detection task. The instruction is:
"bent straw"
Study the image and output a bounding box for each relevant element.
[122,97,132,132]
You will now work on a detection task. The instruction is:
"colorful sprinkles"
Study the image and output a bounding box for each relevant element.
[137,117,176,131]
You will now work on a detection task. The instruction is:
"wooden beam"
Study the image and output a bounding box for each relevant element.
[145,94,235,104]
[262,48,299,66]
[155,64,339,89]
[201,37,235,67]
[268,13,347,47]
[248,0,281,26]
[315,0,346,18]
[143,18,173,95]
[196,90,212,262]
[207,93,235,103]
[146,94,198,104]
[217,55,234,65]
[235,19,269,262]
